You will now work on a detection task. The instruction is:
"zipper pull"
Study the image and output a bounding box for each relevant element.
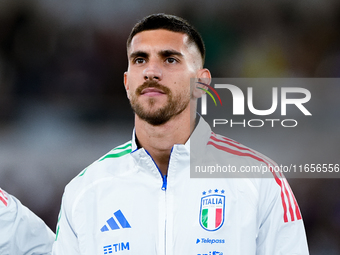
[161,175,167,191]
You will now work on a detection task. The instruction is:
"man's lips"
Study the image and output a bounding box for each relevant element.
[140,87,166,96]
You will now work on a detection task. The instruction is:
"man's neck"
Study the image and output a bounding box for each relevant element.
[135,110,195,176]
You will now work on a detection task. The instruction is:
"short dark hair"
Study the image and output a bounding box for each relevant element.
[127,13,205,65]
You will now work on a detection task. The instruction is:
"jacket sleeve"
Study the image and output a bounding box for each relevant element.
[0,188,55,255]
[52,191,81,255]
[256,177,309,255]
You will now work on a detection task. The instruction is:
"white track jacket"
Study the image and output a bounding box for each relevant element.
[0,188,55,255]
[53,117,309,255]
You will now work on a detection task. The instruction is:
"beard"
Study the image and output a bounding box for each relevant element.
[129,80,190,126]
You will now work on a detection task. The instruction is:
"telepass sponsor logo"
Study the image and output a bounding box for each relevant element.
[196,238,225,244]
[199,189,225,231]
[197,251,223,255]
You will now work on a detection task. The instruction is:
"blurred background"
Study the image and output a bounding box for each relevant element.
[0,0,339,254]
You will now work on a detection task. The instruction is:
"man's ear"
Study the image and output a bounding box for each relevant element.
[192,68,212,99]
[124,72,130,99]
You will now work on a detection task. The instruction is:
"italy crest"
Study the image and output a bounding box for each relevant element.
[199,189,225,231]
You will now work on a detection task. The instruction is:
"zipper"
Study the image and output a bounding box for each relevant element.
[144,149,168,191]
[143,148,171,254]
[161,175,167,191]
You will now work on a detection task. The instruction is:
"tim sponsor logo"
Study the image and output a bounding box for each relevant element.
[103,242,129,254]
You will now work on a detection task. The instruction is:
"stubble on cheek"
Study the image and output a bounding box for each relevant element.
[128,80,189,126]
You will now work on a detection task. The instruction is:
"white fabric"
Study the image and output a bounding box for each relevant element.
[52,117,309,255]
[0,188,55,255]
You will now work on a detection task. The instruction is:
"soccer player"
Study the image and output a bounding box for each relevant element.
[52,14,309,254]
[0,187,55,254]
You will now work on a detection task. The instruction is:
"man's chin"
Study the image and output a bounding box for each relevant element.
[134,106,174,126]
[139,98,167,107]
[137,102,169,113]
[143,118,169,126]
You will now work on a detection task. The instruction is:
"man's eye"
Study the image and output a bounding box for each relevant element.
[165,58,178,64]
[134,58,146,64]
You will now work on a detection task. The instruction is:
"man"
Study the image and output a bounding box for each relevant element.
[0,187,55,254]
[53,14,309,254]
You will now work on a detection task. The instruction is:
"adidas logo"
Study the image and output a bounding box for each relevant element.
[101,210,131,232]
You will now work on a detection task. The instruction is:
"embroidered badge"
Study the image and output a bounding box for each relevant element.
[199,189,225,231]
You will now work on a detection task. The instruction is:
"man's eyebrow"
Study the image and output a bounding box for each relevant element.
[129,50,183,60]
[129,51,149,60]
[159,50,183,58]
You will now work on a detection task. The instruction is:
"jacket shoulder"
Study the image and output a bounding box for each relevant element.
[77,140,132,177]
[63,140,133,198]
[207,132,275,163]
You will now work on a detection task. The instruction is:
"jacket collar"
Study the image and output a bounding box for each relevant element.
[130,114,210,157]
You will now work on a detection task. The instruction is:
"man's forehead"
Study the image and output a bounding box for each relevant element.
[128,29,192,53]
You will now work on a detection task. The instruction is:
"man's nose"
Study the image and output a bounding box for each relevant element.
[143,61,162,81]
